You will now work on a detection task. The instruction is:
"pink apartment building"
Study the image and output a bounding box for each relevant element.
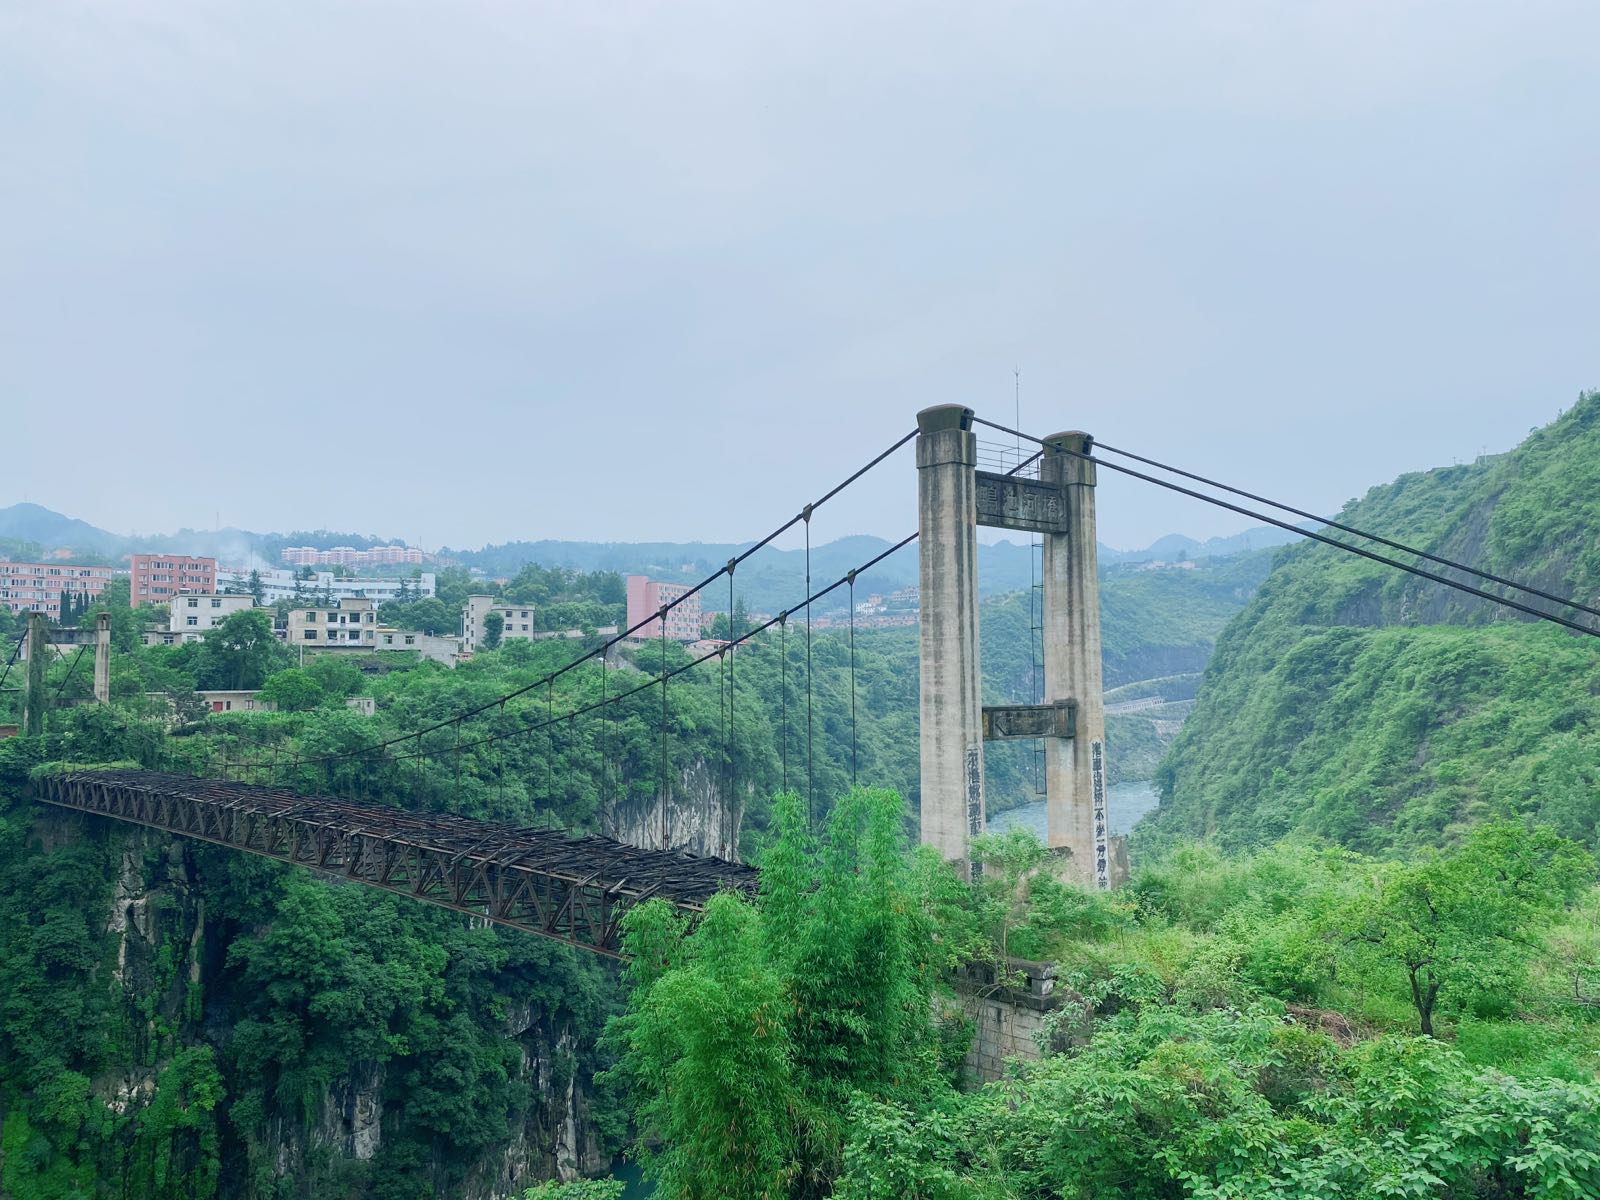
[129,554,217,606]
[0,562,113,616]
[626,575,702,642]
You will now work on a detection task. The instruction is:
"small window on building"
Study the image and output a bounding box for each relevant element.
[187,598,198,607]
[211,599,222,608]
[306,611,317,622]
[303,630,317,640]
[186,616,198,626]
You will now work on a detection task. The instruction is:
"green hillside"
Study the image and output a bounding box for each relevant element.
[1150,390,1600,853]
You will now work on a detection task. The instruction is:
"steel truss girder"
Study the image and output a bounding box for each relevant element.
[34,770,758,958]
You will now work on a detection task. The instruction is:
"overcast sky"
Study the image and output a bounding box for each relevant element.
[3,2,1595,553]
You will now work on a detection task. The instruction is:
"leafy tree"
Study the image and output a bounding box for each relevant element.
[195,609,288,691]
[1544,886,1600,1009]
[77,577,141,653]
[1336,823,1592,1035]
[840,1007,1600,1200]
[523,1181,624,1199]
[259,668,326,713]
[380,596,455,635]
[482,611,504,650]
[610,788,947,1200]
[304,653,364,699]
[247,569,265,605]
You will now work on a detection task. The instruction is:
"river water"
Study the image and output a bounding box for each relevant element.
[987,779,1159,840]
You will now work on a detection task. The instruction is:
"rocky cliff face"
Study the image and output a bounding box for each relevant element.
[22,806,613,1200]
[603,756,747,859]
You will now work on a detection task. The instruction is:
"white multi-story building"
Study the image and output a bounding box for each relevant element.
[461,595,537,652]
[285,597,464,666]
[142,592,258,646]
[287,597,380,648]
[281,545,424,568]
[217,566,435,606]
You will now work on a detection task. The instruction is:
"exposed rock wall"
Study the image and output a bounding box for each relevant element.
[603,756,746,859]
[25,806,613,1200]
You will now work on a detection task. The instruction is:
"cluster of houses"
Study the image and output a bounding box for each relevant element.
[133,564,726,670]
[4,544,893,670]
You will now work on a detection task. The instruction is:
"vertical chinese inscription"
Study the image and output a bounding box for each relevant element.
[1090,739,1109,890]
[964,745,983,838]
[965,744,984,879]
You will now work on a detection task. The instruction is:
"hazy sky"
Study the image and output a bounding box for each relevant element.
[3,2,1596,553]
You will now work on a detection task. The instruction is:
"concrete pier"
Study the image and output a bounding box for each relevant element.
[22,612,47,737]
[94,612,111,704]
[916,404,985,875]
[1040,433,1110,887]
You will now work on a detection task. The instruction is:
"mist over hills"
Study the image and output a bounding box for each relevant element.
[0,500,1300,610]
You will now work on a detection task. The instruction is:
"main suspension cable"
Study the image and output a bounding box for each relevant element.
[1027,434,1600,640]
[379,533,920,765]
[1093,438,1600,623]
[973,414,1600,628]
[300,428,918,769]
[804,505,815,827]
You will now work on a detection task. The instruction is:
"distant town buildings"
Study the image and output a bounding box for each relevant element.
[286,597,380,647]
[280,545,424,568]
[130,554,216,606]
[286,597,464,666]
[142,593,256,646]
[0,562,113,616]
[372,628,462,666]
[142,690,376,722]
[461,596,537,652]
[216,566,435,605]
[626,575,702,642]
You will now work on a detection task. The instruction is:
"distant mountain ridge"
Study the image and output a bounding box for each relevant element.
[0,501,1298,611]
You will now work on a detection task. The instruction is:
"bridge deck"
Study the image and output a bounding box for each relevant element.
[35,769,759,957]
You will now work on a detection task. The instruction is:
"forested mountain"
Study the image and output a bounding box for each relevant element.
[445,526,1297,611]
[1150,390,1600,853]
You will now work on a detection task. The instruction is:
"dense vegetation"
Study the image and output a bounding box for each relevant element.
[604,794,1600,1198]
[10,393,1598,1197]
[1152,390,1600,854]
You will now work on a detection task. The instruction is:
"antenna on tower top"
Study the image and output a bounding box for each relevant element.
[1014,367,1022,459]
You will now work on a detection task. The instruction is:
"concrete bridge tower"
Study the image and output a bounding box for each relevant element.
[916,409,1111,887]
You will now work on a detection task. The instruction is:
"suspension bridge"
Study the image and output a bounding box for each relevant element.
[15,406,1600,956]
